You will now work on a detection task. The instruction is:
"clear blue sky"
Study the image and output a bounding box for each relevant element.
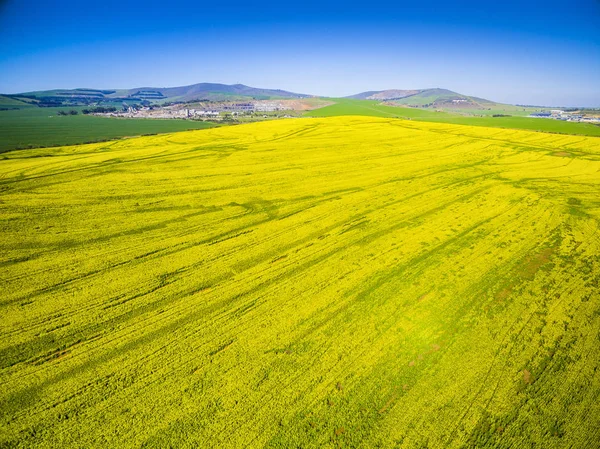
[0,0,599,106]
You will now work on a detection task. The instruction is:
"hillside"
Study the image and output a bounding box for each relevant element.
[2,117,600,448]
[0,95,33,108]
[119,83,311,102]
[345,89,419,100]
[347,88,498,108]
[13,83,311,106]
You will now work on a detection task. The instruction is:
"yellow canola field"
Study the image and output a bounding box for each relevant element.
[1,116,600,448]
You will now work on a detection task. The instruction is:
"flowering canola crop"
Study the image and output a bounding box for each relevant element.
[1,116,600,448]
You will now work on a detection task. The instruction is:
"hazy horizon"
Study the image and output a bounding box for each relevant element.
[1,0,599,107]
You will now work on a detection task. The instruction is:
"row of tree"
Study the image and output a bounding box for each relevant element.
[82,106,118,114]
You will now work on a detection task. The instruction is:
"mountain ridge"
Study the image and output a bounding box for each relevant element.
[347,88,497,107]
[11,83,312,104]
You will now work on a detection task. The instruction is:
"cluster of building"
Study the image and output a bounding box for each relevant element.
[529,110,600,123]
[98,100,290,120]
[218,102,284,112]
[109,107,206,120]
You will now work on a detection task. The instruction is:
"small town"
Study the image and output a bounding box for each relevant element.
[95,100,302,121]
[530,109,600,123]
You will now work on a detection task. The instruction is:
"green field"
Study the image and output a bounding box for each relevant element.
[306,99,600,137]
[1,116,599,447]
[446,106,536,117]
[306,99,445,119]
[2,99,598,155]
[0,96,33,108]
[0,107,217,153]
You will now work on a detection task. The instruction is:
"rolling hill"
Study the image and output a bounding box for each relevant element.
[346,89,420,100]
[0,95,34,108]
[118,83,312,102]
[10,83,311,106]
[347,88,497,108]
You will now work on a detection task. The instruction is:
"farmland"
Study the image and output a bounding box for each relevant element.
[1,116,600,448]
[306,99,600,137]
[2,97,599,154]
[0,107,217,153]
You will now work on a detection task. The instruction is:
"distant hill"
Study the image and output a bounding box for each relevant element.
[346,89,419,100]
[347,88,497,108]
[6,84,506,109]
[12,83,311,106]
[118,83,311,102]
[345,90,386,100]
[0,95,34,108]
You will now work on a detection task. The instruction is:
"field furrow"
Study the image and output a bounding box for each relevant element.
[1,116,599,448]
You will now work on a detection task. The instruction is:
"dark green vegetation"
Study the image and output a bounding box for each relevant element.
[0,107,217,152]
[305,99,600,137]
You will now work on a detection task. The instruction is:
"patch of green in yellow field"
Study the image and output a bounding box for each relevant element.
[1,117,600,447]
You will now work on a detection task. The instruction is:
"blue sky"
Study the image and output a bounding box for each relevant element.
[0,0,599,106]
